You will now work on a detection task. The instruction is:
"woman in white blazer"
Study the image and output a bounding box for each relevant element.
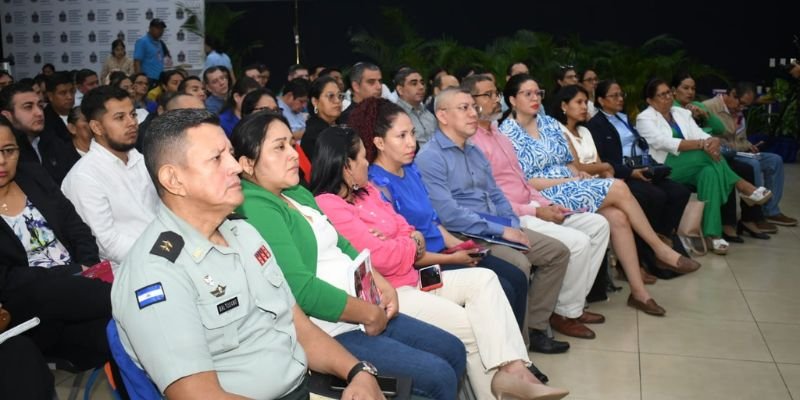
[635,79,771,254]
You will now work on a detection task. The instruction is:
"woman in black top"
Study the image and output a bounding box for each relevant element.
[301,76,344,162]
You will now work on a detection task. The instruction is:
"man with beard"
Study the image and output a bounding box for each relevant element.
[62,86,159,265]
[0,82,79,184]
[394,67,437,147]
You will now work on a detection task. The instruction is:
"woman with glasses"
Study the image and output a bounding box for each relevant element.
[499,75,701,316]
[310,125,568,400]
[545,65,579,116]
[579,69,599,117]
[635,78,772,255]
[0,117,111,371]
[232,112,467,400]
[587,80,692,278]
[218,76,261,137]
[130,72,157,114]
[241,88,280,116]
[302,76,344,162]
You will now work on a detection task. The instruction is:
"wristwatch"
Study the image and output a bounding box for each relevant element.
[346,361,378,383]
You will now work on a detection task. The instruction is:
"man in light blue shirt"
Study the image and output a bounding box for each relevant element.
[277,78,310,141]
[203,37,233,72]
[134,19,166,83]
[415,87,571,354]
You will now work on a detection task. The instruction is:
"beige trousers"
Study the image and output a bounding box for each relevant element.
[397,267,529,400]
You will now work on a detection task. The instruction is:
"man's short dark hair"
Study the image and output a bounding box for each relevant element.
[178,76,202,93]
[0,82,36,112]
[143,109,219,196]
[732,81,756,98]
[282,78,310,98]
[460,74,493,94]
[203,66,230,83]
[317,67,341,78]
[287,64,307,76]
[349,62,380,85]
[159,70,184,87]
[45,72,73,92]
[80,86,131,122]
[393,67,419,87]
[76,69,98,86]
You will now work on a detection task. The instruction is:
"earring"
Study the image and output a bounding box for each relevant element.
[314,106,318,114]
[352,183,360,191]
[562,109,567,114]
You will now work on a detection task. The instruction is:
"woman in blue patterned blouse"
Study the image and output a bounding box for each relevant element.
[498,75,700,316]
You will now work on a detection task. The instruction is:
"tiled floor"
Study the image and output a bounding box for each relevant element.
[54,165,800,399]
[532,163,800,400]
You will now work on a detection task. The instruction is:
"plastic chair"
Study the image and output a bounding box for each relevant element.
[105,321,161,399]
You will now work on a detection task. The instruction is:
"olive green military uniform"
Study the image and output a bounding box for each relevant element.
[111,203,307,398]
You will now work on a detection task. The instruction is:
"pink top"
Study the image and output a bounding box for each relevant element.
[316,185,419,288]
[471,122,552,217]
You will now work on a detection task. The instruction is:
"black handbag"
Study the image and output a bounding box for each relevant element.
[622,131,672,182]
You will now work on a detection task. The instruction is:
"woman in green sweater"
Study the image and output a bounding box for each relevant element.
[231,111,466,400]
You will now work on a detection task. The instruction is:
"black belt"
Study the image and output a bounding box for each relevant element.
[276,374,310,400]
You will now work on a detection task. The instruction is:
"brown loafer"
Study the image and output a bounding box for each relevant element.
[756,220,779,233]
[627,295,666,316]
[549,313,596,339]
[766,213,798,227]
[656,256,701,274]
[578,311,606,324]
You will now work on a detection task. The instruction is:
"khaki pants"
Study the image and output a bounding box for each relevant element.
[397,268,529,400]
[486,228,570,331]
[520,212,610,318]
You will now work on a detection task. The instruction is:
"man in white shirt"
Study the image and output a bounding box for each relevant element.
[62,86,159,265]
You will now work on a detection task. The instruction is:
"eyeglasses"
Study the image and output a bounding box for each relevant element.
[440,103,482,114]
[254,106,283,113]
[0,146,20,161]
[516,89,545,100]
[654,91,673,100]
[472,90,500,99]
[605,92,626,99]
[323,92,346,102]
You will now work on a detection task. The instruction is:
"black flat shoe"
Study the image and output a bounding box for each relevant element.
[528,329,570,354]
[527,362,549,384]
[722,233,744,243]
[738,222,770,240]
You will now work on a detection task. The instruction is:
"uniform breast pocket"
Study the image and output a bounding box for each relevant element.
[197,292,248,355]
[254,263,293,320]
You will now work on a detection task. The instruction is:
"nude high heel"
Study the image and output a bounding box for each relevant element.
[490,370,569,400]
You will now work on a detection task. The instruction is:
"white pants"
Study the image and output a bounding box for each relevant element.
[520,212,610,318]
[397,268,529,400]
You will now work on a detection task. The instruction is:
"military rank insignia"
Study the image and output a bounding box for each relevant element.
[254,245,272,265]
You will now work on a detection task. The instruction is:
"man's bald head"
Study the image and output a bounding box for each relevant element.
[165,93,206,111]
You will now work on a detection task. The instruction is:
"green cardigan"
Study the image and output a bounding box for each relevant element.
[673,100,726,136]
[236,179,359,322]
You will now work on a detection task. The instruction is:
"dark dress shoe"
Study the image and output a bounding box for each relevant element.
[528,329,570,354]
[527,363,549,384]
[549,314,596,339]
[627,294,666,316]
[757,220,780,232]
[722,232,745,243]
[578,311,605,324]
[738,222,770,239]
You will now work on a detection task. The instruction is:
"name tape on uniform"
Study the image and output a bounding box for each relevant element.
[217,297,240,314]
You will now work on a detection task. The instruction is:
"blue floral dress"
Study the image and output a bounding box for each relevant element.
[498,116,613,213]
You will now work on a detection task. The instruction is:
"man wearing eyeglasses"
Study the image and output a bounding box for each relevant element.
[416,87,572,354]
[0,82,79,184]
[394,68,437,147]
[466,74,611,341]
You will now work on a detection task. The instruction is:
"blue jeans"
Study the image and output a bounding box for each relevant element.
[443,254,529,330]
[335,313,466,400]
[734,152,784,216]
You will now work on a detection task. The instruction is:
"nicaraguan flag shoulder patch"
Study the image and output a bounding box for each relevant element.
[136,282,167,309]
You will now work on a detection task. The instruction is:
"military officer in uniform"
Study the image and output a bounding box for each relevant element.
[111,109,384,399]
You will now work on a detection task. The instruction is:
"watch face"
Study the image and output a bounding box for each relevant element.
[363,361,378,375]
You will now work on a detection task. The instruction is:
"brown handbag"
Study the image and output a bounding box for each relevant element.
[677,199,707,256]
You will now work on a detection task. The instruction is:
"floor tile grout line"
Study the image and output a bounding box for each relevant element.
[636,307,643,400]
[727,242,795,398]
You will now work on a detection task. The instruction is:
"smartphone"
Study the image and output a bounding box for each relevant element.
[418,265,443,291]
[470,248,491,258]
[329,375,398,397]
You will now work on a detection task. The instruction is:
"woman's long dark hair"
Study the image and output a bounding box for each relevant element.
[230,110,290,177]
[501,73,535,123]
[240,88,278,117]
[309,126,366,200]
[552,84,590,126]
